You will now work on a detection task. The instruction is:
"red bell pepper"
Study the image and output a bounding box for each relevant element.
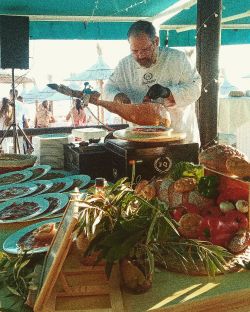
[183,203,200,214]
[200,205,222,218]
[217,188,248,205]
[223,210,249,230]
[197,217,236,248]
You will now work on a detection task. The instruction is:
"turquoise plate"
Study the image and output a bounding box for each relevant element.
[3,217,62,254]
[25,165,52,181]
[33,193,69,218]
[0,169,33,186]
[64,174,91,192]
[0,182,38,202]
[0,196,50,223]
[30,180,54,196]
[40,170,74,180]
[46,177,74,193]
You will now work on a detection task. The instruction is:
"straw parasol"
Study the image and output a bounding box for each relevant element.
[65,44,114,123]
[0,70,33,85]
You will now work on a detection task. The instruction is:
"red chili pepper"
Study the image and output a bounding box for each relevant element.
[217,188,248,205]
[223,210,249,230]
[197,217,236,247]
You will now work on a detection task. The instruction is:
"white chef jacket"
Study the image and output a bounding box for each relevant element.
[103,47,202,144]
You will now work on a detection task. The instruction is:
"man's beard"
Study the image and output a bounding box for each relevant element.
[135,52,157,68]
[136,58,154,68]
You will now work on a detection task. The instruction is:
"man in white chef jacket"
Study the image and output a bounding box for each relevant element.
[103,20,202,144]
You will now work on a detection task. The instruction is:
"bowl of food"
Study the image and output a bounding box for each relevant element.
[0,154,37,174]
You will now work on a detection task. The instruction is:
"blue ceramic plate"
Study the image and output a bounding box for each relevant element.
[33,193,69,218]
[0,182,38,202]
[25,165,52,181]
[46,177,74,193]
[0,169,34,186]
[40,170,74,180]
[64,174,91,192]
[3,217,62,254]
[0,196,50,223]
[30,180,54,196]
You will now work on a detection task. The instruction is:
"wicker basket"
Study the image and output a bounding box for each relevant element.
[159,247,250,276]
[0,153,37,174]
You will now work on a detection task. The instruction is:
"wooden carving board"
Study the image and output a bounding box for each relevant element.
[41,244,124,312]
[113,128,186,143]
[33,192,124,312]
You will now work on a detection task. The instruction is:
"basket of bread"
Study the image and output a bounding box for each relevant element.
[0,153,37,174]
[136,146,250,275]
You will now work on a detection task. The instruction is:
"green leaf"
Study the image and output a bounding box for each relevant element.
[16,260,30,278]
[105,261,114,279]
[84,231,108,256]
[120,216,149,233]
[7,286,21,297]
[100,230,128,248]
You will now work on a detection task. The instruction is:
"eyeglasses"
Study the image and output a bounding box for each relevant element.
[130,42,154,57]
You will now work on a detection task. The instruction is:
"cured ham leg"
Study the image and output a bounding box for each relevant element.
[92,99,171,127]
[48,83,171,127]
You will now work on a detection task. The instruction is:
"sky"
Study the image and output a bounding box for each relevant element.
[0,41,250,124]
[1,41,250,95]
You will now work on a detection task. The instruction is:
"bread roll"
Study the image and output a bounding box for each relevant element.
[199,144,247,174]
[226,156,250,177]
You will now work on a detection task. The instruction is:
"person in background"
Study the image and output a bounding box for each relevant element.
[35,100,56,128]
[0,97,13,152]
[17,95,30,128]
[9,89,26,129]
[102,20,202,143]
[0,97,13,130]
[66,98,87,126]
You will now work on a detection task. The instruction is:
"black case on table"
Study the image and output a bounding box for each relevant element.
[105,139,199,182]
[64,139,199,183]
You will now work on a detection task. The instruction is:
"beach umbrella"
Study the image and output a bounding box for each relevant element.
[21,85,43,104]
[0,69,33,85]
[65,44,114,123]
[39,85,57,101]
[66,45,113,83]
[48,92,71,101]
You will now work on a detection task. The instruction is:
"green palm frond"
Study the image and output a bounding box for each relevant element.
[77,177,233,279]
[158,239,233,277]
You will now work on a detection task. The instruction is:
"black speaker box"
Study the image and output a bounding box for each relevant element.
[0,15,29,69]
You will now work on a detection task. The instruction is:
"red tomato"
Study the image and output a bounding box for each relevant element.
[197,217,235,247]
[171,206,186,222]
[223,210,249,230]
[171,204,199,222]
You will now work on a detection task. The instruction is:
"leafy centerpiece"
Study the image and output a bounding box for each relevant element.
[75,177,233,293]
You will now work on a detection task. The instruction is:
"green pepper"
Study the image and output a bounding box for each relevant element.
[198,175,219,198]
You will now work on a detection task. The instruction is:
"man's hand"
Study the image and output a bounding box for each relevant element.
[145,84,171,100]
[114,93,131,104]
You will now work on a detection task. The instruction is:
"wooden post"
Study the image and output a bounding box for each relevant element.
[196,0,222,148]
